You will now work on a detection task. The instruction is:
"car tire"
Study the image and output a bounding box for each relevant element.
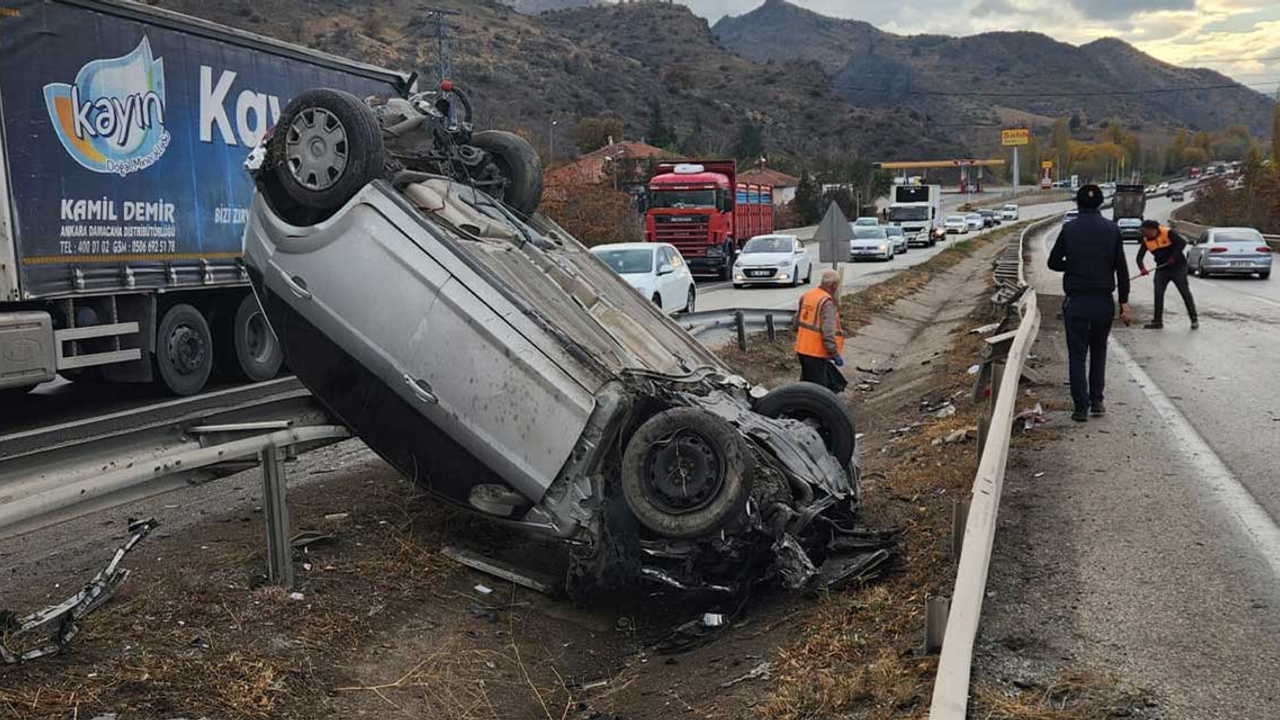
[790,265,799,287]
[155,303,213,396]
[651,293,663,310]
[1260,272,1270,280]
[753,382,856,469]
[733,283,744,289]
[620,407,752,539]
[221,293,284,382]
[1198,261,1209,278]
[684,286,696,313]
[271,88,385,213]
[804,265,813,284]
[470,130,544,215]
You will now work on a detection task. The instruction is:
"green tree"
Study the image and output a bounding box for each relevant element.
[1273,98,1280,166]
[795,170,823,224]
[574,116,623,155]
[1181,146,1210,168]
[645,99,677,150]
[732,120,765,161]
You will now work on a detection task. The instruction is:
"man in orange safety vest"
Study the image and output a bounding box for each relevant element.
[794,269,847,393]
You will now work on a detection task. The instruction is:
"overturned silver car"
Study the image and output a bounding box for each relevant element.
[243,88,876,598]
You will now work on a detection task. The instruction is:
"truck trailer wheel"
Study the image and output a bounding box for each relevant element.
[155,304,213,396]
[620,408,752,539]
[219,293,283,382]
[470,130,544,215]
[271,88,385,213]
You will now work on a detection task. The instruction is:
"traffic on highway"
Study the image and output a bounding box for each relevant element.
[1,1,1277,718]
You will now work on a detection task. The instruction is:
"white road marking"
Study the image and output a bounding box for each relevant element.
[1109,338,1280,579]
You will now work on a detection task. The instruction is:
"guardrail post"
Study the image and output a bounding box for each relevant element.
[735,310,747,351]
[951,498,970,560]
[260,446,295,587]
[925,596,950,653]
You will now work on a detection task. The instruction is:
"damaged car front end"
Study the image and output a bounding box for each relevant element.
[243,87,883,600]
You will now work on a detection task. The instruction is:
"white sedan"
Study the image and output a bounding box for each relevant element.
[591,242,697,314]
[732,234,813,288]
[944,214,969,234]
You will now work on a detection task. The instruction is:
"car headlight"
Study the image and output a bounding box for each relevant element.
[880,244,889,252]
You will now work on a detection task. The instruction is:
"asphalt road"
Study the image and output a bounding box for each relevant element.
[698,195,1075,313]
[1011,190,1280,716]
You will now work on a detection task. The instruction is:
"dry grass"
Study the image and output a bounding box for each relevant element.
[973,672,1150,719]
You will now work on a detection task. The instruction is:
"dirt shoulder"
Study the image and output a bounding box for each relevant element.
[2,231,1020,720]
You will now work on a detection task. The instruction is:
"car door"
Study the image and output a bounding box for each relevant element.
[657,246,681,313]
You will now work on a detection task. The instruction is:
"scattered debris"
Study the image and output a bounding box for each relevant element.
[891,423,924,437]
[1014,403,1048,430]
[290,531,335,549]
[1,519,156,664]
[1033,472,1046,478]
[968,364,981,375]
[857,365,894,376]
[934,427,976,446]
[580,679,610,691]
[969,322,1001,335]
[935,403,957,419]
[474,584,494,595]
[442,545,562,596]
[323,512,351,522]
[701,613,728,628]
[288,592,306,602]
[721,661,773,688]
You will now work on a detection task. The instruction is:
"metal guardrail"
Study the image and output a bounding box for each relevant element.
[677,307,796,341]
[928,216,1054,719]
[0,382,345,543]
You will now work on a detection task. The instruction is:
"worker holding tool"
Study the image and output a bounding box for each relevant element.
[1136,220,1198,330]
[1048,184,1131,422]
[794,269,847,393]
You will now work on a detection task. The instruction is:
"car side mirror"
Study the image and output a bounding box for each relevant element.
[657,265,674,276]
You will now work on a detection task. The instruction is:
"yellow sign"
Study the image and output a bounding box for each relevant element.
[1041,160,1054,169]
[1001,128,1030,146]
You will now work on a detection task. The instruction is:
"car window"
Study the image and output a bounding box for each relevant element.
[947,215,965,223]
[885,226,904,236]
[742,236,793,253]
[854,227,888,239]
[1117,218,1141,228]
[593,248,653,274]
[1212,230,1263,244]
[666,248,684,267]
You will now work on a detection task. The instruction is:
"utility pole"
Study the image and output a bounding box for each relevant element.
[420,7,457,87]
[549,118,558,165]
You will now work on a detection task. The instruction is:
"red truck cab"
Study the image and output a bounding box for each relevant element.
[644,161,773,279]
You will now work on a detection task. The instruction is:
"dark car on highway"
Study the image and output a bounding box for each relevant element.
[1117,217,1144,243]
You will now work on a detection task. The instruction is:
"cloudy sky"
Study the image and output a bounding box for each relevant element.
[684,0,1280,92]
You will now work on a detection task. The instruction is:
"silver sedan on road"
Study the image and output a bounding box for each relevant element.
[1187,227,1273,279]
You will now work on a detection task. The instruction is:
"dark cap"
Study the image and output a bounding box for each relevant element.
[1076,184,1103,209]
[1141,219,1160,230]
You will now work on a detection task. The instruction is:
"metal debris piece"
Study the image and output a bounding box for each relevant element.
[721,661,772,688]
[817,549,892,589]
[1015,403,1048,430]
[969,322,1001,335]
[1,519,156,664]
[935,403,957,419]
[701,613,727,628]
[290,531,335,549]
[772,534,817,590]
[441,545,563,596]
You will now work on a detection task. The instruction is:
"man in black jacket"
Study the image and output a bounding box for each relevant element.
[1136,219,1198,330]
[1048,185,1132,422]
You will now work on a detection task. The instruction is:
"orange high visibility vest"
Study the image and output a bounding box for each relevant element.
[1143,227,1173,253]
[794,287,844,358]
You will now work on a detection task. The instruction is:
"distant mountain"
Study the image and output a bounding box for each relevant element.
[713,0,1274,141]
[151,0,954,161]
[498,0,601,14]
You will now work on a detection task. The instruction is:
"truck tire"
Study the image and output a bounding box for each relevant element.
[719,240,735,281]
[753,383,856,469]
[620,408,752,539]
[470,130,543,215]
[219,293,283,382]
[155,304,213,396]
[271,88,385,213]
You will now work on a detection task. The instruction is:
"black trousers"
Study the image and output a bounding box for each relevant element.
[798,354,847,393]
[1062,295,1113,412]
[1153,262,1197,324]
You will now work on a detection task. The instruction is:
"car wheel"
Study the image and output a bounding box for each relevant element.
[753,383,856,469]
[651,293,663,310]
[155,303,213,396]
[733,283,744,289]
[790,265,800,287]
[1260,271,1270,280]
[221,293,284,382]
[684,286,696,313]
[804,265,813,284]
[620,408,752,539]
[1198,261,1209,278]
[470,130,544,215]
[271,88,385,213]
